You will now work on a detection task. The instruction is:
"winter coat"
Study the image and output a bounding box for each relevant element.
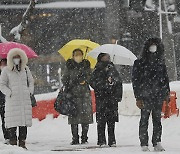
[132,38,170,109]
[0,48,34,128]
[90,61,123,123]
[62,59,93,125]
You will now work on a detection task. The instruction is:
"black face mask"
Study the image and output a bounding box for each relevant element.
[101,60,111,64]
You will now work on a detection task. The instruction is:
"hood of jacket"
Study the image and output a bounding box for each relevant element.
[7,48,28,71]
[95,61,115,71]
[140,38,165,63]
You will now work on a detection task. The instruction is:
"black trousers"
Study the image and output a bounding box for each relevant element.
[0,106,9,140]
[71,124,89,141]
[139,108,162,147]
[8,126,27,141]
[97,121,116,145]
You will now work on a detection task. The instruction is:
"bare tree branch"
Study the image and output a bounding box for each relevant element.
[9,0,37,42]
[0,24,8,43]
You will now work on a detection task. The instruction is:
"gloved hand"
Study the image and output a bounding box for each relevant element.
[108,77,114,85]
[136,100,144,109]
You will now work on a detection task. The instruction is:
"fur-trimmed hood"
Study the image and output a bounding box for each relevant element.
[7,48,28,71]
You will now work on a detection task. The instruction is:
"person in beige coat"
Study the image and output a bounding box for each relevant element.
[0,48,34,149]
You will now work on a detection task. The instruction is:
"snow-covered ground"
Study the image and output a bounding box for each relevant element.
[0,82,180,154]
[0,115,179,154]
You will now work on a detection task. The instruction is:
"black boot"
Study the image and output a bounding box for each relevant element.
[81,136,88,144]
[9,139,17,146]
[70,137,79,145]
[19,140,27,149]
[71,124,79,145]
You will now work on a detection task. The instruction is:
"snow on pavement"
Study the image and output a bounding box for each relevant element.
[0,82,180,153]
[0,114,180,154]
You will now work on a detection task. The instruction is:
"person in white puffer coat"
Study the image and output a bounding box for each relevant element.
[0,48,34,149]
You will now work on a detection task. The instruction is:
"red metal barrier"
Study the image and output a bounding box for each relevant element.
[162,91,179,118]
[32,90,96,121]
[32,99,59,121]
[33,91,179,121]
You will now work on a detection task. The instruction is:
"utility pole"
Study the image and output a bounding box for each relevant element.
[158,0,177,39]
[159,0,163,39]
[158,0,177,80]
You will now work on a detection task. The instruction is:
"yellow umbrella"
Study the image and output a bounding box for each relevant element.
[58,39,100,68]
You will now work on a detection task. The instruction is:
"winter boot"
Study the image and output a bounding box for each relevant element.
[81,139,88,144]
[141,146,150,152]
[70,136,79,145]
[19,140,27,150]
[81,136,88,144]
[9,140,17,146]
[154,142,165,151]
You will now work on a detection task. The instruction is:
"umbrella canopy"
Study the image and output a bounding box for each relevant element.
[88,44,137,66]
[58,39,99,68]
[0,42,38,59]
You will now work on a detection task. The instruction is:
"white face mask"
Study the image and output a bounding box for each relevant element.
[149,45,157,53]
[13,58,20,65]
[74,56,83,63]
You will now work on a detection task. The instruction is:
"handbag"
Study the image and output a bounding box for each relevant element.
[25,68,37,107]
[54,87,77,116]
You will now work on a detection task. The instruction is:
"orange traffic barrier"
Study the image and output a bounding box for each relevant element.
[32,99,59,121]
[162,91,179,118]
[33,90,96,121]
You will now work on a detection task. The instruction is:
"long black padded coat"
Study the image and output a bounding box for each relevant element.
[132,38,170,109]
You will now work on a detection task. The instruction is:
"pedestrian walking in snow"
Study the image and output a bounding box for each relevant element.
[90,53,122,147]
[62,49,93,145]
[0,59,9,144]
[0,48,34,149]
[132,38,170,152]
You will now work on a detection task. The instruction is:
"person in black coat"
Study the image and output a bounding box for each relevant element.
[132,38,170,152]
[62,49,93,145]
[0,59,9,144]
[90,53,122,147]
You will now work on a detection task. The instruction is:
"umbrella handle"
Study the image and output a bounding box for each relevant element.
[84,47,88,59]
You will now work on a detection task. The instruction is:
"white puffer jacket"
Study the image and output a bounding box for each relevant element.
[0,48,34,128]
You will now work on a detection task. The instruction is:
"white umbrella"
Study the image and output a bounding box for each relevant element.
[87,44,137,66]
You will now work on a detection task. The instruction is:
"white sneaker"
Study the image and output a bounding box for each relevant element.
[154,142,165,151]
[3,139,10,145]
[99,144,106,148]
[141,146,150,152]
[109,144,116,147]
